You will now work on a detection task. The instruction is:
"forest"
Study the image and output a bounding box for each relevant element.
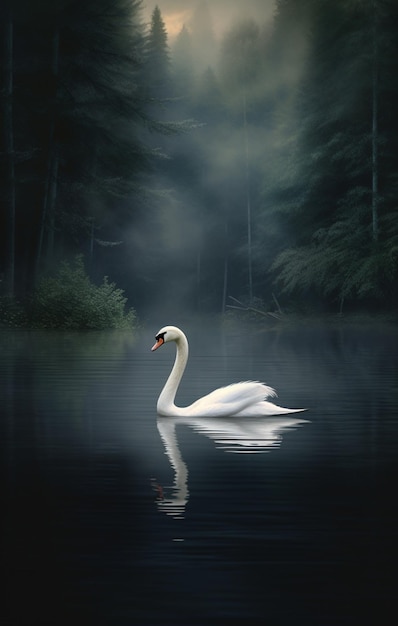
[1,0,398,324]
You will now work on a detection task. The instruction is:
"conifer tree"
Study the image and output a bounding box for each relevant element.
[172,25,195,99]
[268,0,398,308]
[143,5,171,100]
[1,2,16,295]
[0,0,169,296]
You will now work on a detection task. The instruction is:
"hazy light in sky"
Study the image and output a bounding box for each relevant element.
[143,0,276,41]
[161,10,191,38]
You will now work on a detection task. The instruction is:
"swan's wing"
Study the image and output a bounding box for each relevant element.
[206,381,277,403]
[188,381,277,416]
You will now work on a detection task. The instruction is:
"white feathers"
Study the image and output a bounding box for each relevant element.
[152,326,305,418]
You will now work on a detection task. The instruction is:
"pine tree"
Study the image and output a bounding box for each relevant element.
[143,5,171,100]
[1,2,16,295]
[0,0,168,296]
[269,0,398,309]
[172,25,195,99]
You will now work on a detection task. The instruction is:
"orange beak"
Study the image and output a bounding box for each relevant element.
[151,337,164,351]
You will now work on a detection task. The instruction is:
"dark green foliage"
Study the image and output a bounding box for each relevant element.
[0,296,28,328]
[147,0,398,313]
[1,0,398,317]
[259,0,398,309]
[31,256,137,329]
[0,0,171,297]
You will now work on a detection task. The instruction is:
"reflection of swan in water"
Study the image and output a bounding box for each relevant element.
[155,419,189,519]
[152,326,305,417]
[154,415,308,518]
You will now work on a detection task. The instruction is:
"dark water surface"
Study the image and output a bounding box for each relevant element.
[1,322,397,625]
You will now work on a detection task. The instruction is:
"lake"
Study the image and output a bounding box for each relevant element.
[1,320,397,625]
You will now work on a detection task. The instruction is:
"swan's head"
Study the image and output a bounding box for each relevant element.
[151,326,184,351]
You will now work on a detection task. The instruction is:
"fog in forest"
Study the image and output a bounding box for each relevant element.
[143,0,275,39]
[134,0,314,315]
[1,0,397,327]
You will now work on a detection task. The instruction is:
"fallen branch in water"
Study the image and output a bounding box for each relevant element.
[226,296,284,320]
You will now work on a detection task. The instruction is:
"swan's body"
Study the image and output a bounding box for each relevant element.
[151,325,305,417]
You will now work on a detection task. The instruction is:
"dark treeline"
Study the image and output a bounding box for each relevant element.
[1,0,398,317]
[267,0,398,313]
[1,0,148,293]
[0,0,185,308]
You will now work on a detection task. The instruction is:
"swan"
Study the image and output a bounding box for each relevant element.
[151,325,305,417]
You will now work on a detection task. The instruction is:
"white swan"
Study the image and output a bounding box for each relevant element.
[151,325,305,417]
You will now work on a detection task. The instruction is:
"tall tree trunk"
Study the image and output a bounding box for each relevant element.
[243,89,253,303]
[36,27,60,277]
[3,6,16,296]
[89,219,95,268]
[221,256,228,313]
[196,249,201,311]
[46,144,59,262]
[371,0,379,243]
[221,218,229,313]
[87,137,99,273]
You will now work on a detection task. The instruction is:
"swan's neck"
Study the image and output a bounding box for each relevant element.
[157,333,188,415]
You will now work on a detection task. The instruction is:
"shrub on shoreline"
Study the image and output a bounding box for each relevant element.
[1,257,137,330]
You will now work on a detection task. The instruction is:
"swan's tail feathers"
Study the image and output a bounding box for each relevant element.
[275,406,307,414]
[235,403,307,417]
[215,381,277,403]
[258,382,278,399]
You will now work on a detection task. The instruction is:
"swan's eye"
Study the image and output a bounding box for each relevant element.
[151,331,166,352]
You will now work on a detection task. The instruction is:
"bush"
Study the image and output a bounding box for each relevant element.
[31,256,137,330]
[0,295,28,328]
